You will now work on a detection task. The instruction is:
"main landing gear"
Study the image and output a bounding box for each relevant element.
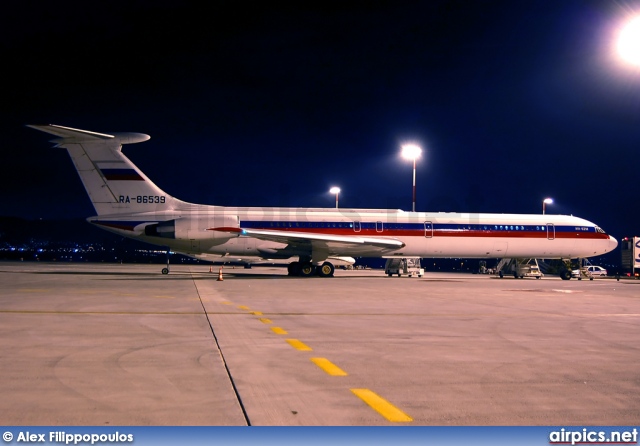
[287,261,335,277]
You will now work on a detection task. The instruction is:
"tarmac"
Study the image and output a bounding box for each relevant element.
[1,261,639,426]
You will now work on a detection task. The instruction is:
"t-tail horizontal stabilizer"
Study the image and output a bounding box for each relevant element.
[27,124,150,145]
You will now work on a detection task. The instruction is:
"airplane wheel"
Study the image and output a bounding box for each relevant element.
[317,262,334,277]
[299,263,316,277]
[560,270,571,280]
[499,271,503,278]
[161,268,169,275]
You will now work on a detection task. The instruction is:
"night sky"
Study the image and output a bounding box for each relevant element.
[3,1,640,241]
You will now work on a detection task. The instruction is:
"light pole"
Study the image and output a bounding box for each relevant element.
[330,187,341,209]
[543,198,553,215]
[401,144,422,212]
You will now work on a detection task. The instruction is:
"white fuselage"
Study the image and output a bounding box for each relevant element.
[89,204,618,261]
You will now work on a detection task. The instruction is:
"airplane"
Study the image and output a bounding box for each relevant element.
[28,124,618,279]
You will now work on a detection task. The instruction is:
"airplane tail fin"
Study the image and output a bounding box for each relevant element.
[28,124,181,216]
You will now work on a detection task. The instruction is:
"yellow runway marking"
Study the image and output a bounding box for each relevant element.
[251,311,263,315]
[351,389,412,422]
[259,318,272,324]
[311,358,348,376]
[237,305,250,310]
[271,327,287,335]
[221,301,233,305]
[286,339,312,351]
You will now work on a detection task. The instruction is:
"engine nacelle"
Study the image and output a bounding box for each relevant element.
[145,214,239,244]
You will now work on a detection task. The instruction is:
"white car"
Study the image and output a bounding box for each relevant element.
[571,265,608,278]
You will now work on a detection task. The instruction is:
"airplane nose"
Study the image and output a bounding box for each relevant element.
[609,235,618,252]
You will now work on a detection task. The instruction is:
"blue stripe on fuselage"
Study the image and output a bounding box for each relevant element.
[239,220,594,233]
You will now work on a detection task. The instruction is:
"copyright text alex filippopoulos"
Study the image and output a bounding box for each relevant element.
[3,430,133,445]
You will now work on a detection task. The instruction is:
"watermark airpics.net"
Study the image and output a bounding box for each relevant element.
[549,428,638,445]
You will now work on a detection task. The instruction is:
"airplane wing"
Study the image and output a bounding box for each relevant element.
[190,253,356,266]
[213,227,405,257]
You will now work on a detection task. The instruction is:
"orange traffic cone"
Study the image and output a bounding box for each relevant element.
[217,267,224,281]
[209,266,213,273]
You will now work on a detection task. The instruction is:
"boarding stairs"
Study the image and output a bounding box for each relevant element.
[575,258,594,280]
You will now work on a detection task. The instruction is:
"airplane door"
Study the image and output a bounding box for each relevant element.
[547,224,555,240]
[424,221,433,238]
[376,221,383,232]
[353,221,361,232]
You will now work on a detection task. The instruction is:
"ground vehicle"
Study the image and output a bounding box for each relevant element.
[496,258,543,279]
[571,265,607,278]
[621,236,640,277]
[384,258,424,277]
[523,262,544,279]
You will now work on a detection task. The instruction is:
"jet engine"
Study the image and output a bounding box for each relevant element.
[145,214,240,244]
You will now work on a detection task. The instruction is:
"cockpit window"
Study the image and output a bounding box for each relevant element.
[595,226,606,234]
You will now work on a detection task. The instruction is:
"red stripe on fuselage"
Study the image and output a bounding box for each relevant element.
[232,227,609,239]
[207,227,242,232]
